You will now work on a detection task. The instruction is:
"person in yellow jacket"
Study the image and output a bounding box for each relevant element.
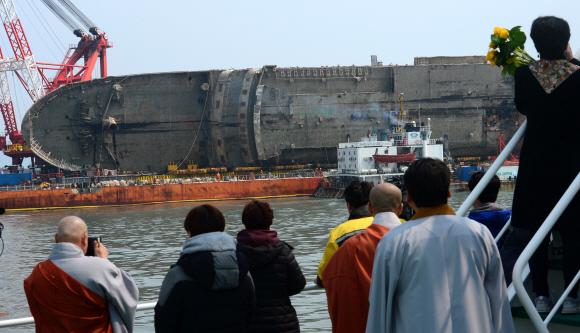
[315,181,373,287]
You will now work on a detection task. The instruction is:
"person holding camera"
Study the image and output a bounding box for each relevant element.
[24,216,139,333]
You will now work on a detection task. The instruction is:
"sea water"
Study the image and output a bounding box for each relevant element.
[0,186,515,332]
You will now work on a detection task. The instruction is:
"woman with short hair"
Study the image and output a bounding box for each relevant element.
[511,16,580,314]
[155,204,256,332]
[236,200,306,333]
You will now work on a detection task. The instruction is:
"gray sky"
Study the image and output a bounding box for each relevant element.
[2,0,579,168]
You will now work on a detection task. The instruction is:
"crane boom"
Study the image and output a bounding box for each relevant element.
[0,0,45,102]
[0,68,17,142]
[0,0,111,169]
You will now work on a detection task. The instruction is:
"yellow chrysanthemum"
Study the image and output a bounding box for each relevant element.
[486,50,499,62]
[486,50,495,61]
[499,28,509,39]
[494,27,502,35]
[490,60,496,66]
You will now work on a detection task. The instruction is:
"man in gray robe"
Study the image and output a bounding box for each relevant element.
[25,216,139,333]
[366,158,514,333]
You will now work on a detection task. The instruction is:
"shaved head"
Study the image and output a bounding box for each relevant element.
[369,183,402,214]
[56,216,88,243]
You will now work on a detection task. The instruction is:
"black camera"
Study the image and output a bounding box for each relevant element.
[86,237,102,256]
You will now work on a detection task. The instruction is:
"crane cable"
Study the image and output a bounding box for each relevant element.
[167,88,210,175]
[27,0,67,52]
[40,0,80,32]
[57,0,96,31]
[20,0,64,60]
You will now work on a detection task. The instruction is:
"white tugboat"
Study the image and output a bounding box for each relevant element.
[313,94,451,203]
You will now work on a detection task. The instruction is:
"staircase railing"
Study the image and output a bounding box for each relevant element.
[457,118,579,332]
[512,172,580,332]
[456,121,529,304]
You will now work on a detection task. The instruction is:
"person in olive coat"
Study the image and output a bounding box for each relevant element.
[236,200,306,333]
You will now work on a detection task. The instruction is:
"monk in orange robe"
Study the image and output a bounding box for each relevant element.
[24,216,139,333]
[324,183,403,333]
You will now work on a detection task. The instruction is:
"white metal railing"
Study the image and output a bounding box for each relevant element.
[0,284,322,328]
[457,118,579,332]
[456,120,528,303]
[513,173,580,333]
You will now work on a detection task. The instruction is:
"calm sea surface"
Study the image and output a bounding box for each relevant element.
[0,185,515,332]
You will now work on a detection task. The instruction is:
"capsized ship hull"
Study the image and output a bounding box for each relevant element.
[22,57,520,173]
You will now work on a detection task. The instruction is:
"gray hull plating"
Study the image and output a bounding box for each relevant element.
[22,61,519,173]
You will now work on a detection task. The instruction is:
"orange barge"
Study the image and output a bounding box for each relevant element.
[0,178,322,211]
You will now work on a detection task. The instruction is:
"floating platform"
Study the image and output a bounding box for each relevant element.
[1,177,322,210]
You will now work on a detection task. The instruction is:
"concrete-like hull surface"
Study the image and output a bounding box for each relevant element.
[22,62,520,173]
[1,178,321,210]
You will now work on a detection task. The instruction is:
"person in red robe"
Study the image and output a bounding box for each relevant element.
[25,260,113,333]
[24,216,139,333]
[323,183,403,333]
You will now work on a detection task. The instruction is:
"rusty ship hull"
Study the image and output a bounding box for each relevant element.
[21,56,520,174]
[0,177,322,210]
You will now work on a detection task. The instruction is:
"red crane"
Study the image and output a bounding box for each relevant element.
[494,134,519,166]
[0,0,111,170]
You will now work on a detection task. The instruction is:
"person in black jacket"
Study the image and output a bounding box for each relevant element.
[512,16,580,314]
[155,204,256,332]
[236,200,306,333]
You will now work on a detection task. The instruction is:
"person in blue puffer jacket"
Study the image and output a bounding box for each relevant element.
[467,172,511,247]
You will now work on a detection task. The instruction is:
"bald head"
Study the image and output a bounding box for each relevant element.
[369,183,402,215]
[56,216,88,244]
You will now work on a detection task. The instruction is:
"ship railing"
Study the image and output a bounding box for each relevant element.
[0,185,36,192]
[457,119,580,333]
[0,284,323,328]
[391,139,436,146]
[0,173,323,192]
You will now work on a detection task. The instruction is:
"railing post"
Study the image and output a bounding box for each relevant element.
[513,170,580,333]
[456,120,527,217]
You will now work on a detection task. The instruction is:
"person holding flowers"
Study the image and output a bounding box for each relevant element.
[506,16,580,315]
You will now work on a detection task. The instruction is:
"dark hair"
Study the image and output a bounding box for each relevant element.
[184,204,225,237]
[343,181,372,208]
[467,172,500,204]
[530,16,570,60]
[403,158,450,208]
[242,200,274,229]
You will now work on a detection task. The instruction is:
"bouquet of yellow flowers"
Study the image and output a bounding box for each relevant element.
[487,26,535,76]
